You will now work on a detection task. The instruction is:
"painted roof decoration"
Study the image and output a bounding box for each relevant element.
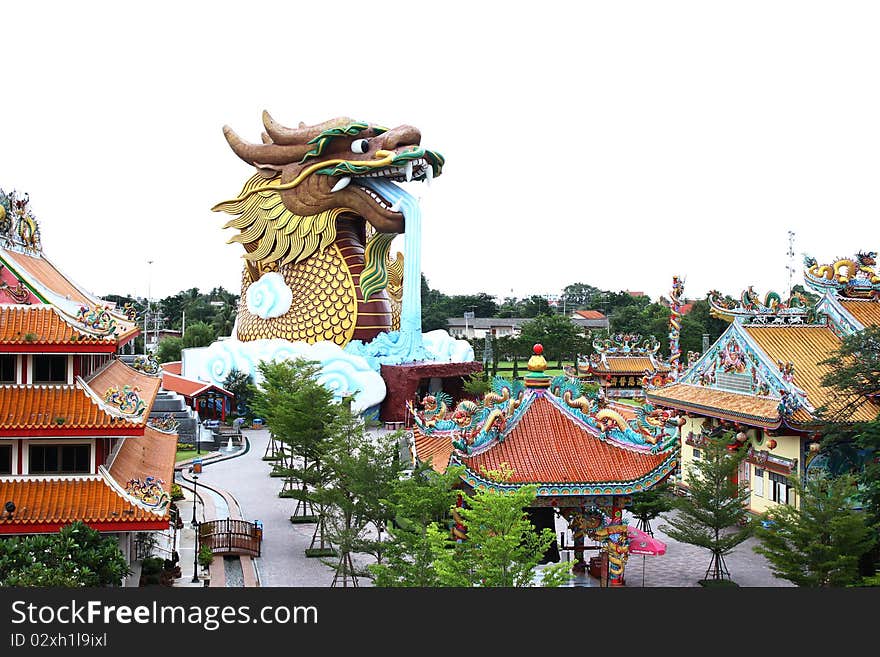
[0,189,41,254]
[708,287,816,325]
[804,251,880,298]
[410,373,681,497]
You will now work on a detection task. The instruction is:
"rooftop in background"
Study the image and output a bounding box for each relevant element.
[573,309,607,320]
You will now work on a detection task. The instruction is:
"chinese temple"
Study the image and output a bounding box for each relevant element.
[575,333,674,399]
[0,189,175,567]
[648,251,880,514]
[410,344,682,584]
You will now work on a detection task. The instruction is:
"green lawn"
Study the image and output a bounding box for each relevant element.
[175,449,201,463]
[487,360,576,379]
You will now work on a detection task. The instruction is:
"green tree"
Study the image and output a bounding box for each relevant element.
[429,464,570,587]
[250,359,338,549]
[0,521,130,587]
[369,463,464,587]
[520,314,583,367]
[753,473,877,587]
[659,436,753,582]
[626,482,675,536]
[156,337,182,363]
[520,295,551,318]
[181,321,216,348]
[310,408,402,586]
[462,371,492,398]
[223,368,254,418]
[562,282,600,309]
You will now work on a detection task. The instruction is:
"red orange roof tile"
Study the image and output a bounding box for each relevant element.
[460,395,669,485]
[108,426,177,493]
[413,432,455,474]
[0,384,143,433]
[0,475,167,531]
[0,306,118,348]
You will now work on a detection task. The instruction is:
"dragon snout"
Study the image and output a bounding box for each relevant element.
[380,125,422,150]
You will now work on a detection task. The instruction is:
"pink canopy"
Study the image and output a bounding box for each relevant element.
[627,526,666,556]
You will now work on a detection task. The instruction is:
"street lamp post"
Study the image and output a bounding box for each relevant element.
[191,520,200,584]
[190,473,199,527]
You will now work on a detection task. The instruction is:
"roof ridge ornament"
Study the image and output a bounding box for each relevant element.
[804,251,880,299]
[708,286,817,325]
[0,188,42,255]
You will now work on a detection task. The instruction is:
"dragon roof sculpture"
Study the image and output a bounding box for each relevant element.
[213,112,443,347]
[803,251,880,298]
[707,286,816,325]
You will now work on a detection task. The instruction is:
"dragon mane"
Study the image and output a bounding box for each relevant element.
[214,172,343,274]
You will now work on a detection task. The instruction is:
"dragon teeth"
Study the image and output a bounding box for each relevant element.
[330,176,351,193]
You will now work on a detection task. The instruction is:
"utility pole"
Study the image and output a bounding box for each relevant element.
[145,259,153,356]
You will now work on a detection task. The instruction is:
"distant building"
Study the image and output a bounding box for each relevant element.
[446,317,528,340]
[447,312,605,340]
[570,309,609,331]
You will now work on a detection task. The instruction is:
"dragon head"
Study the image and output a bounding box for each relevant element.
[215,112,443,235]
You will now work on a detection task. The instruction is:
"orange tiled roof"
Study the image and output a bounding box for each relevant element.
[0,476,166,529]
[592,357,669,374]
[1,249,94,306]
[460,395,669,485]
[575,310,607,320]
[0,306,117,346]
[88,359,162,418]
[648,383,781,427]
[840,299,880,329]
[413,432,455,474]
[744,325,880,422]
[162,361,182,375]
[0,384,144,431]
[108,426,178,493]
[161,371,232,398]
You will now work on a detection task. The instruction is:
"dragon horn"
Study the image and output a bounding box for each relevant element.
[222,125,311,165]
[261,110,357,145]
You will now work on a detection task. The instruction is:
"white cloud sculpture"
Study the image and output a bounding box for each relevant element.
[181,338,386,414]
[245,272,293,319]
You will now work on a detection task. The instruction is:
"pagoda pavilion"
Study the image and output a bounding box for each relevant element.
[0,189,176,570]
[410,344,682,585]
[647,251,880,514]
[570,333,674,399]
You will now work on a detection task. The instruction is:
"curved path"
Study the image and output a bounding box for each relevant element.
[187,428,335,586]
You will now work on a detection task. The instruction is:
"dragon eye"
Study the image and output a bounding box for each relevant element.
[351,139,370,154]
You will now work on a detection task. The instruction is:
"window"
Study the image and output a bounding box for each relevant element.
[0,355,14,383]
[0,445,11,474]
[28,444,90,474]
[753,467,765,497]
[33,355,67,383]
[769,471,791,505]
[692,448,701,460]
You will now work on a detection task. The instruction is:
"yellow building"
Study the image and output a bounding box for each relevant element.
[649,254,880,513]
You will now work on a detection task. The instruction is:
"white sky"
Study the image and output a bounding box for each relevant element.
[2,1,879,306]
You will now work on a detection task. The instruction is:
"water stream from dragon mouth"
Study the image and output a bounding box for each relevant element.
[357,178,425,362]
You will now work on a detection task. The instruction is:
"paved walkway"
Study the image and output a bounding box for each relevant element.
[189,428,337,586]
[185,427,794,588]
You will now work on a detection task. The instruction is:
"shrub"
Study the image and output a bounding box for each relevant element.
[198,544,214,569]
